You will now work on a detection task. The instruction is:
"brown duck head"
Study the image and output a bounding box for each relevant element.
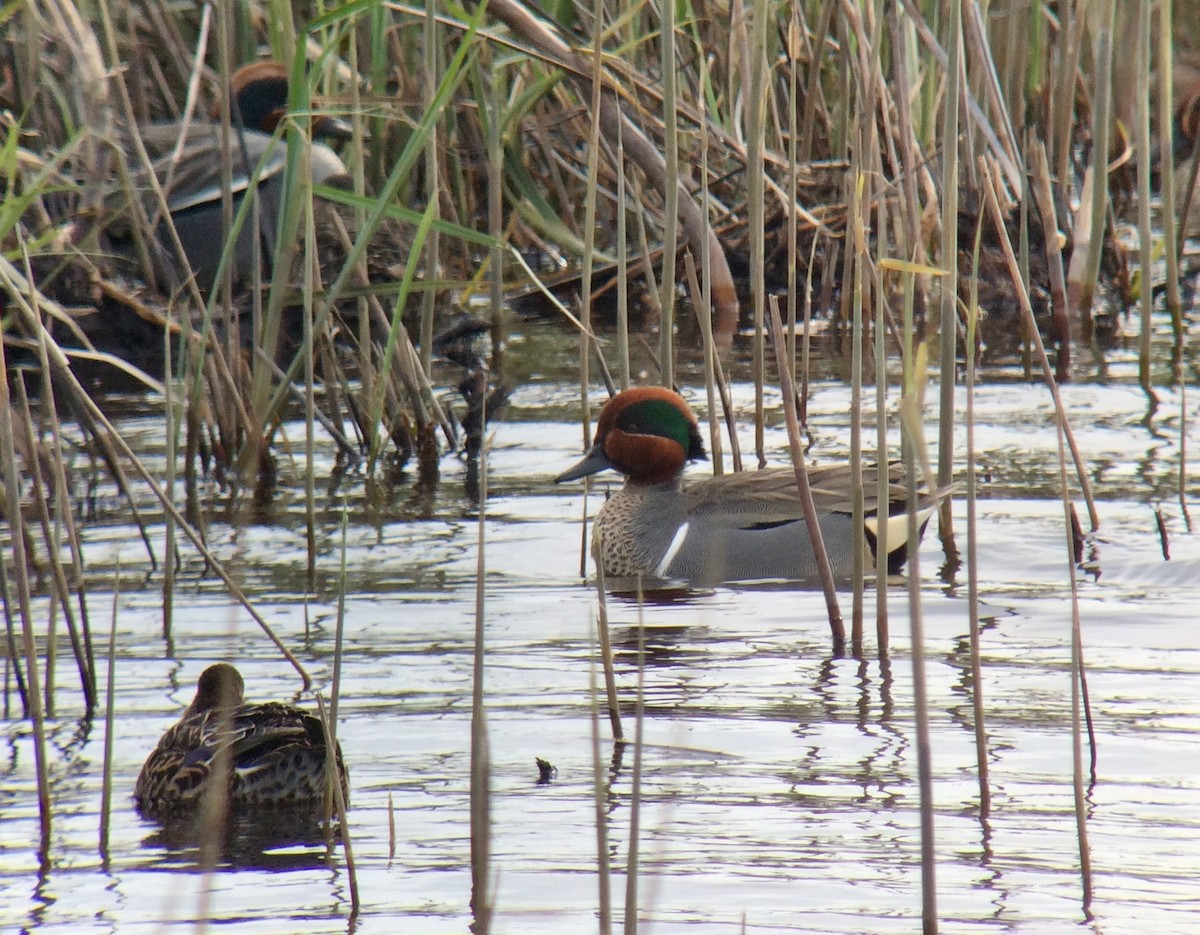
[556,387,707,486]
[226,61,354,142]
[187,662,246,715]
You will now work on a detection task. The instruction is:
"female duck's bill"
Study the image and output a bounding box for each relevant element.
[556,386,953,586]
[134,663,348,820]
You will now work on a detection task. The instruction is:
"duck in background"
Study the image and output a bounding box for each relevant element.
[1173,61,1200,163]
[556,386,953,586]
[113,61,354,293]
[1168,59,1200,240]
[134,662,348,819]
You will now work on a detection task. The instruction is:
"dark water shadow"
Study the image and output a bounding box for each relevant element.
[610,624,712,669]
[606,583,715,605]
[136,810,343,871]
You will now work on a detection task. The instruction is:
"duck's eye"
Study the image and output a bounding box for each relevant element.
[615,410,645,434]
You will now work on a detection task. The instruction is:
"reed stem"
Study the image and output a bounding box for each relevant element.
[590,613,613,935]
[768,295,844,652]
[98,562,120,862]
[966,195,990,818]
[469,430,492,933]
[623,587,646,934]
[658,0,678,390]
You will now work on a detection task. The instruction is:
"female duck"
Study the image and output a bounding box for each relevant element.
[134,663,348,818]
[556,386,950,585]
[119,61,353,292]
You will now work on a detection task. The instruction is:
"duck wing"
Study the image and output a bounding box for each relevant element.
[681,462,906,528]
[133,123,286,214]
[223,703,345,807]
[222,703,324,763]
[134,702,341,815]
[133,711,223,810]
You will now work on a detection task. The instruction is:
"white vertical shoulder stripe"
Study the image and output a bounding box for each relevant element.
[654,522,691,577]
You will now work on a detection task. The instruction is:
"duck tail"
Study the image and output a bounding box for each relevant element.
[865,482,960,570]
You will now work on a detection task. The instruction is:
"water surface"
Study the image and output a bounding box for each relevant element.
[1,334,1198,934]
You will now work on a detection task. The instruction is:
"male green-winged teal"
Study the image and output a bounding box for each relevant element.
[1173,62,1200,162]
[119,61,353,292]
[134,663,348,818]
[555,386,951,585]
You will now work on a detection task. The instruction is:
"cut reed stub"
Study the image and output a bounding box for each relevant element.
[535,757,558,784]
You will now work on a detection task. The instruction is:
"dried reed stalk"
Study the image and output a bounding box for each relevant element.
[767,295,844,652]
[469,430,492,933]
